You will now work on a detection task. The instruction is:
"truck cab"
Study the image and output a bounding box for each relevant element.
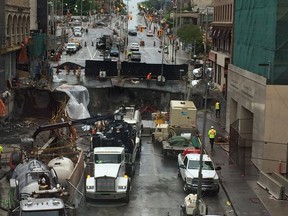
[85,147,131,203]
[178,153,220,194]
[20,198,67,216]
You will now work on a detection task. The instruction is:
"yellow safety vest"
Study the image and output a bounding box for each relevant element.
[215,102,220,110]
[0,145,3,153]
[208,129,216,139]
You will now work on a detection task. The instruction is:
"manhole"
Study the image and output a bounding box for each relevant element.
[250,197,260,204]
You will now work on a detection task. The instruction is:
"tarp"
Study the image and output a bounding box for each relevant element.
[55,84,90,119]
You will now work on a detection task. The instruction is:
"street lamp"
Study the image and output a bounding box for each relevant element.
[81,0,84,20]
[171,1,177,63]
[193,7,209,216]
[159,8,164,83]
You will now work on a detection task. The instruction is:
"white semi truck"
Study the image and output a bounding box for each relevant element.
[85,147,131,202]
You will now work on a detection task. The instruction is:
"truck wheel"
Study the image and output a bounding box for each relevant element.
[123,184,130,203]
[136,147,141,159]
[178,169,181,178]
[183,183,190,194]
[180,207,187,216]
[213,187,220,195]
[152,134,155,144]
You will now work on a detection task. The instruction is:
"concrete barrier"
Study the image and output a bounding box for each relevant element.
[257,171,285,200]
[271,172,288,197]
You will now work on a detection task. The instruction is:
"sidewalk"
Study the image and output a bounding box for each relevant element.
[203,93,288,216]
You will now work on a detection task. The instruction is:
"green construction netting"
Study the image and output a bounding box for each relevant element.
[28,34,47,58]
[233,0,288,84]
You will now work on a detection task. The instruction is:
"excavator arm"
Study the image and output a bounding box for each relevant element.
[32,114,114,139]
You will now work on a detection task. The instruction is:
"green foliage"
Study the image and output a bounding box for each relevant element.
[177,24,202,44]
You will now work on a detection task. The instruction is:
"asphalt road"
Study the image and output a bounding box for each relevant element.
[76,136,233,216]
[55,11,188,70]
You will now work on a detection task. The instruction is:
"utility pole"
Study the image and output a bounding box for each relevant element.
[125,0,130,59]
[171,1,177,63]
[81,0,83,20]
[160,8,164,80]
[193,6,209,216]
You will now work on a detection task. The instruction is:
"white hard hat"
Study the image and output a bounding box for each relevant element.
[211,126,214,129]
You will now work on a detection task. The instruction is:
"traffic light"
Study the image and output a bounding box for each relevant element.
[129,15,132,20]
[202,32,206,44]
[140,27,143,32]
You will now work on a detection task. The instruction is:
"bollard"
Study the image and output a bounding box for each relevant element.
[85,41,87,47]
[92,41,94,46]
[154,41,156,46]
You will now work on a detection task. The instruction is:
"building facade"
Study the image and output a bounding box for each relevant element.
[0,0,30,121]
[227,0,288,174]
[209,0,233,97]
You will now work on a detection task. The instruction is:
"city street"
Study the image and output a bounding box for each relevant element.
[54,1,189,70]
[76,136,234,216]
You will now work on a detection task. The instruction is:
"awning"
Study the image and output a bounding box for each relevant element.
[220,29,229,40]
[216,29,223,39]
[212,29,219,39]
[224,29,231,40]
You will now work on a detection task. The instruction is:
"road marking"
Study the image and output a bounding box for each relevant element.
[87,46,100,59]
[86,46,93,59]
[92,50,99,59]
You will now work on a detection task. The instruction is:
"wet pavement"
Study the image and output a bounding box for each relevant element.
[1,72,288,216]
[198,93,288,216]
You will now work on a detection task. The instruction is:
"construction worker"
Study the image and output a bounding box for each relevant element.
[215,100,221,118]
[208,126,217,150]
[127,50,132,59]
[146,72,152,87]
[0,144,3,169]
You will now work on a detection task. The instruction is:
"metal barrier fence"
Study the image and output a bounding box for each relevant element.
[229,119,253,175]
[85,60,188,80]
[230,119,288,177]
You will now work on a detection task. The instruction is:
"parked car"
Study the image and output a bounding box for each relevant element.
[130,51,141,62]
[74,30,82,37]
[128,30,137,36]
[110,46,119,57]
[146,30,153,37]
[66,43,77,55]
[129,42,139,51]
[95,21,107,27]
[73,26,83,32]
[136,24,147,30]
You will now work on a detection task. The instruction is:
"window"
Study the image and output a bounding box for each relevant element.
[95,154,122,164]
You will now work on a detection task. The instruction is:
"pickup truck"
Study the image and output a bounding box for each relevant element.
[178,153,221,194]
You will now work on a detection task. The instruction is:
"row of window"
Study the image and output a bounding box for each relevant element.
[6,14,30,47]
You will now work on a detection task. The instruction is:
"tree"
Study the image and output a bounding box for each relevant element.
[177,24,202,45]
[177,24,205,55]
